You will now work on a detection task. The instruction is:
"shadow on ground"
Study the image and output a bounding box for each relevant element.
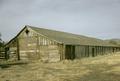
[0,62,28,69]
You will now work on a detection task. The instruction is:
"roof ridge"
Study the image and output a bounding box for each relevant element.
[27,25,103,40]
[26,25,117,46]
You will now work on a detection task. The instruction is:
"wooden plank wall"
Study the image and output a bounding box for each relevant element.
[0,47,5,59]
[38,36,61,62]
[5,27,120,61]
[18,29,63,62]
[75,45,120,59]
[6,39,18,61]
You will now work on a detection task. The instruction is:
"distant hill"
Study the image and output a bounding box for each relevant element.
[105,39,120,46]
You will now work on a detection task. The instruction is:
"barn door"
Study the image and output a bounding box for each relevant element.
[65,45,75,60]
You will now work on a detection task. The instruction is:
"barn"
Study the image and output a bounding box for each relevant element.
[5,25,120,62]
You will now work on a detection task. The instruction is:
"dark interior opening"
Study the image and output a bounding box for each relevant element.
[5,47,9,59]
[25,29,30,35]
[92,48,95,57]
[65,45,75,60]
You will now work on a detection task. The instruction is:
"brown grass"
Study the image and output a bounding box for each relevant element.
[0,52,120,81]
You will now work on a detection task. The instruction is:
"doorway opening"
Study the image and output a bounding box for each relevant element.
[65,45,75,60]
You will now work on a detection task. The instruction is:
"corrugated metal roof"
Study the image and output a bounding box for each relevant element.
[28,25,116,46]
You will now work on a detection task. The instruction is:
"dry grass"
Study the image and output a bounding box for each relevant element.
[0,52,120,81]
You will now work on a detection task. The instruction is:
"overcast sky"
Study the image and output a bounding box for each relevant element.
[0,0,120,41]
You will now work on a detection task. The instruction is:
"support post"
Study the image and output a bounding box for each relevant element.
[17,38,20,60]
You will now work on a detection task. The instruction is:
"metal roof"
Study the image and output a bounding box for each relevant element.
[28,25,116,47]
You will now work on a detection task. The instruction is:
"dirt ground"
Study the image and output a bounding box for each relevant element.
[0,52,120,81]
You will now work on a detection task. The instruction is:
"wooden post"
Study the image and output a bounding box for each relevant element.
[108,47,110,54]
[95,46,97,56]
[104,47,106,55]
[94,46,96,57]
[87,45,89,57]
[110,47,112,53]
[85,46,87,57]
[92,47,95,57]
[96,46,98,56]
[36,35,40,59]
[86,46,89,57]
[101,46,103,55]
[113,47,114,53]
[59,44,63,60]
[103,47,105,55]
[99,46,101,55]
[5,47,9,60]
[17,38,20,60]
[97,46,99,55]
[62,44,66,60]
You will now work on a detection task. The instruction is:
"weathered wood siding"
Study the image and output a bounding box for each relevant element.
[18,27,63,62]
[5,39,18,60]
[5,27,120,62]
[0,47,5,59]
[72,45,120,59]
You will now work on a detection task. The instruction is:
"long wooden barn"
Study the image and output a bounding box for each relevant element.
[5,25,120,62]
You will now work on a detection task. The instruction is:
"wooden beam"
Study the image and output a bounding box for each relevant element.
[17,38,20,60]
[88,46,89,57]
[62,44,66,60]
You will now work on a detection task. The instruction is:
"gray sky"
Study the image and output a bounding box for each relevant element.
[0,0,120,41]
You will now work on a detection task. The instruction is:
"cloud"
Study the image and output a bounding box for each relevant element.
[0,0,120,41]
